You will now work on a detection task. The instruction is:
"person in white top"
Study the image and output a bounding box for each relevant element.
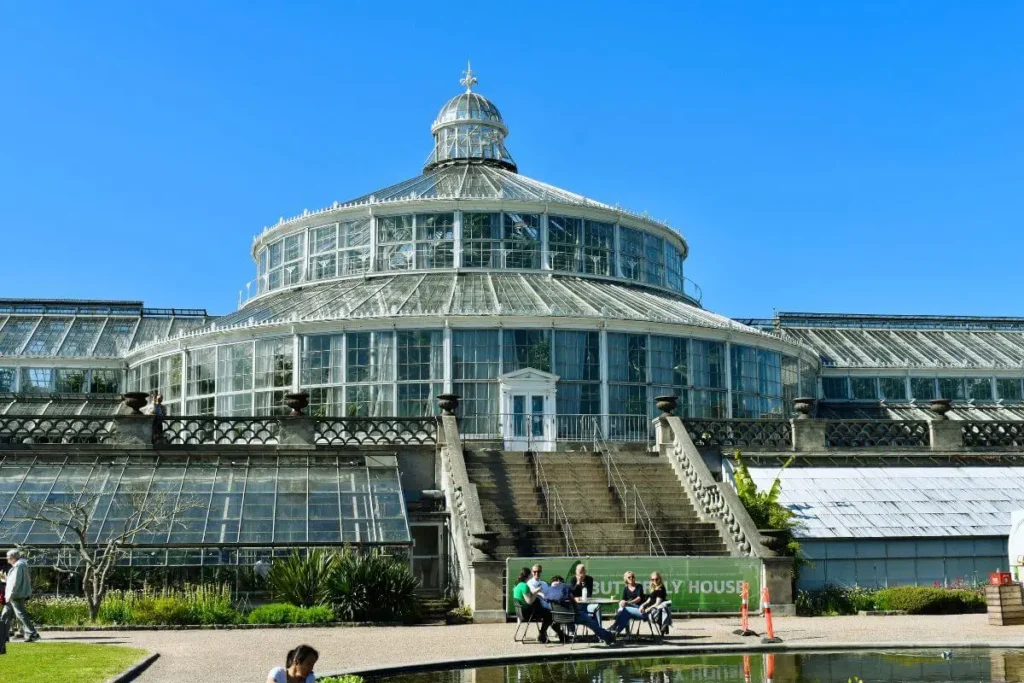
[266,644,318,683]
[526,563,551,608]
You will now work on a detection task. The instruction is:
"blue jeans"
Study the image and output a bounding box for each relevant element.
[612,605,646,633]
[574,605,613,641]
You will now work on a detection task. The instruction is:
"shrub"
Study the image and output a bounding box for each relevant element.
[873,586,985,615]
[330,549,420,623]
[27,596,91,626]
[268,549,339,607]
[247,603,334,625]
[99,584,239,625]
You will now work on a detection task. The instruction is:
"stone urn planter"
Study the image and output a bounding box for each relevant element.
[283,392,310,417]
[121,392,149,415]
[437,393,460,416]
[929,398,952,420]
[757,528,789,553]
[793,397,815,419]
[654,395,679,416]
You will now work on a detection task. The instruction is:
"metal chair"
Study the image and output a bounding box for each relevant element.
[513,600,540,644]
[550,602,590,648]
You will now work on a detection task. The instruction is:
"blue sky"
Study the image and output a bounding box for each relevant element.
[2,3,1022,317]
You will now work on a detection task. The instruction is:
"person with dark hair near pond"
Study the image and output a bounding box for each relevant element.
[267,644,318,683]
[512,566,557,643]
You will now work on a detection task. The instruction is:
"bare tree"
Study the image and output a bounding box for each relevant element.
[11,490,203,622]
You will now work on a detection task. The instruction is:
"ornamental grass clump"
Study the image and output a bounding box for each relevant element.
[247,603,335,625]
[27,596,91,626]
[99,584,238,625]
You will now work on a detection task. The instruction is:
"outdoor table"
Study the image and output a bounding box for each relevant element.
[577,597,619,624]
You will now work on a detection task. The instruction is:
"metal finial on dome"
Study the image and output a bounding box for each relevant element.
[460,60,477,93]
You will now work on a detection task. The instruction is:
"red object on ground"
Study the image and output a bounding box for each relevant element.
[991,572,1013,586]
[740,581,750,631]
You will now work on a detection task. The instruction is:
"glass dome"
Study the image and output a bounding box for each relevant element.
[424,64,517,172]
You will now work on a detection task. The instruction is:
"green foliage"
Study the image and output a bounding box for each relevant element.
[268,549,340,607]
[732,451,803,559]
[796,584,986,616]
[330,548,421,622]
[1,642,147,683]
[27,596,91,626]
[873,586,985,615]
[320,677,365,683]
[99,584,238,625]
[446,605,473,624]
[247,603,335,625]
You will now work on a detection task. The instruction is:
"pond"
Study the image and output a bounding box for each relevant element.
[365,650,1024,683]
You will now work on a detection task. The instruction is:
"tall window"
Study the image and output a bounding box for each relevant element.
[651,336,688,416]
[263,233,305,292]
[376,215,415,272]
[397,331,443,416]
[548,216,582,272]
[554,331,600,417]
[582,220,614,276]
[344,332,393,416]
[502,330,551,373]
[618,227,645,281]
[308,219,371,281]
[187,347,217,414]
[731,345,783,417]
[255,338,294,415]
[453,330,499,433]
[644,234,665,286]
[462,213,501,268]
[415,213,454,269]
[608,333,648,417]
[0,368,14,392]
[216,342,254,416]
[665,245,684,293]
[504,213,541,269]
[691,340,727,417]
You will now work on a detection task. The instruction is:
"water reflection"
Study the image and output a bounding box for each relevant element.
[369,650,1024,683]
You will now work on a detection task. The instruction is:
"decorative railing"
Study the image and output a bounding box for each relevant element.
[824,420,929,448]
[683,418,793,450]
[0,417,114,445]
[662,416,761,556]
[162,417,280,445]
[315,418,437,446]
[962,421,1024,448]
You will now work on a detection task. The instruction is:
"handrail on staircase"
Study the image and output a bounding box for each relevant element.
[589,416,667,556]
[532,447,580,557]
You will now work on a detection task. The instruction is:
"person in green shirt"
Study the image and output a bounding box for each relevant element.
[512,566,555,643]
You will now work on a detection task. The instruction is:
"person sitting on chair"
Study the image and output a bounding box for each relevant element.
[640,571,670,635]
[611,570,648,634]
[512,566,556,643]
[526,563,551,609]
[542,575,616,646]
[568,563,602,621]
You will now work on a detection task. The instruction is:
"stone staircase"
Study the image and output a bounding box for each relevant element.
[463,448,728,559]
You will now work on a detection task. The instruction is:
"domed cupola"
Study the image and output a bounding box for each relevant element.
[424,63,517,173]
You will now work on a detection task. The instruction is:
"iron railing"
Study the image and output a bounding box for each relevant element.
[315,417,437,446]
[962,421,1024,448]
[0,416,114,445]
[532,447,579,556]
[589,416,665,556]
[682,418,793,450]
[162,417,280,445]
[824,420,930,448]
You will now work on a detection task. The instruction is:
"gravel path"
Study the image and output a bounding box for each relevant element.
[36,614,1024,682]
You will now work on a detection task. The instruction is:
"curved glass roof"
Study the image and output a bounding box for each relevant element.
[432,92,506,129]
[344,163,619,209]
[205,272,771,338]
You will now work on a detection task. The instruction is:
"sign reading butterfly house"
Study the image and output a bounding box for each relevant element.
[506,556,762,614]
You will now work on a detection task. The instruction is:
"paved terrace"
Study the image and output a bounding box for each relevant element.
[37,615,1024,681]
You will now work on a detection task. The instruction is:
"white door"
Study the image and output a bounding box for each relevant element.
[499,368,559,452]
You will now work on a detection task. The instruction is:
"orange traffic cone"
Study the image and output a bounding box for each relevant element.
[733,581,757,636]
[760,585,782,644]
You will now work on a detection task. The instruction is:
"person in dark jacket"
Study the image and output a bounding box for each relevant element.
[542,576,615,645]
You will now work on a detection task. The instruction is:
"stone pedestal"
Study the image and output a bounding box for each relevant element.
[470,560,506,623]
[762,556,796,616]
[986,583,1024,625]
[111,415,152,446]
[279,417,315,447]
[929,419,961,451]
[791,419,825,452]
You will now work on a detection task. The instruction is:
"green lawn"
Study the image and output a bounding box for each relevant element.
[0,642,147,682]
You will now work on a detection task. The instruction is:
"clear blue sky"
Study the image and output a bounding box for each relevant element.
[2,3,1022,318]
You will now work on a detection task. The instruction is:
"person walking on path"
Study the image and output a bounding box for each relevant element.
[1,549,39,642]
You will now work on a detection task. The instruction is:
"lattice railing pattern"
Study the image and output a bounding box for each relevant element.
[824,421,930,448]
[682,419,792,450]
[0,417,114,444]
[315,418,437,446]
[162,417,280,445]
[962,421,1024,448]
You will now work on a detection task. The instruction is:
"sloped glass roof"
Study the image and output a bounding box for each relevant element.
[747,465,1024,539]
[213,272,764,336]
[0,455,410,553]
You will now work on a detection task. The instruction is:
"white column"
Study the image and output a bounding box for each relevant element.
[613,224,622,277]
[540,213,550,270]
[443,327,453,394]
[599,329,609,436]
[453,211,463,269]
[180,349,189,413]
[368,209,378,274]
[292,334,301,393]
